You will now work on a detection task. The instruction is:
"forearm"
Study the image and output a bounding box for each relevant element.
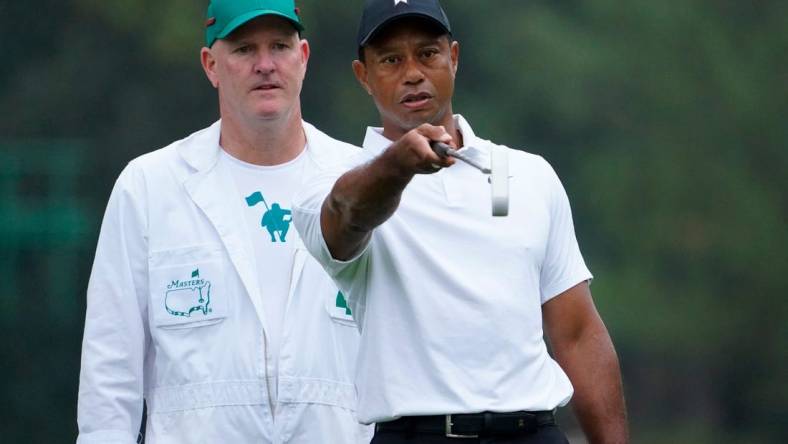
[320,124,455,260]
[554,322,628,444]
[321,149,414,260]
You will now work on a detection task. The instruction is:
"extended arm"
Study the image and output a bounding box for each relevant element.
[543,282,629,444]
[321,124,454,260]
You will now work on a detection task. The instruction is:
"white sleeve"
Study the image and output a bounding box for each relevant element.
[538,159,593,304]
[292,156,374,326]
[292,155,372,278]
[77,163,150,444]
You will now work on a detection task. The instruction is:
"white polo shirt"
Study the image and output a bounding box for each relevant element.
[292,115,592,424]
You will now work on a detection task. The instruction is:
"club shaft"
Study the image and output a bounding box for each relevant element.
[430,142,491,174]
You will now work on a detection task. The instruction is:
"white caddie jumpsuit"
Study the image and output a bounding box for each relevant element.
[77,121,372,444]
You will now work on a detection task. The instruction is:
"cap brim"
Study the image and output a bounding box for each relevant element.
[359,13,449,47]
[217,9,305,41]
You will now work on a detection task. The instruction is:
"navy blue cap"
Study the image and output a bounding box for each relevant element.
[357,0,451,47]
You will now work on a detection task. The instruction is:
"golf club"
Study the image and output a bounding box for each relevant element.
[430,141,509,216]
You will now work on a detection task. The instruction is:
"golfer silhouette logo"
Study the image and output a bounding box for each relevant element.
[245,191,292,242]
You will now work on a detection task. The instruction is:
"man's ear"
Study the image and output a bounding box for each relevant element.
[352,59,372,95]
[450,40,459,76]
[201,47,219,88]
[299,38,311,66]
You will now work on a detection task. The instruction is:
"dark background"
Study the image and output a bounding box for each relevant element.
[1,1,786,442]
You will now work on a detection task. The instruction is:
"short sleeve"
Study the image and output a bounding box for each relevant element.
[291,167,371,277]
[292,155,375,326]
[538,160,593,304]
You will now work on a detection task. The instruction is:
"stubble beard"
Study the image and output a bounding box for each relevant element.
[400,106,448,132]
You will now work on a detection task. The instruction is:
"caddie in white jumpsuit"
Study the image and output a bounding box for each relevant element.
[77,1,372,443]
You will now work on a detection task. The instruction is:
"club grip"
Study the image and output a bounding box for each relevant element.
[430,141,452,157]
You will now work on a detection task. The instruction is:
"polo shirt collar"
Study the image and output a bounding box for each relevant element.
[361,115,490,166]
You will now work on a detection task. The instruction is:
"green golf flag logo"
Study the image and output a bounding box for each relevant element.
[246,191,292,243]
[165,269,212,317]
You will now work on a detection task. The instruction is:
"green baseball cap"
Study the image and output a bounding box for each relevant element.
[205,0,305,47]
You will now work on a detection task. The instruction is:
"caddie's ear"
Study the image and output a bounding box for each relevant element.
[299,38,310,66]
[352,59,372,96]
[201,46,219,88]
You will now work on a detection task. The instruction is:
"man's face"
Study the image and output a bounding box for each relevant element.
[353,19,459,140]
[201,16,309,122]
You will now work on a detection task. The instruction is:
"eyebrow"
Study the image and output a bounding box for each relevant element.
[371,36,445,54]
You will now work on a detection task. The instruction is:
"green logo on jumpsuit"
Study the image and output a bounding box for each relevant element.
[165,269,212,317]
[336,291,351,316]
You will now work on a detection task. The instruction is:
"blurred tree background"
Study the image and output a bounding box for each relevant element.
[1,0,786,442]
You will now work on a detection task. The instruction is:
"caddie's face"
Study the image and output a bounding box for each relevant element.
[353,18,458,140]
[201,15,309,122]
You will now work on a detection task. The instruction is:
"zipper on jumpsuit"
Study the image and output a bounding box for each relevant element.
[266,154,310,433]
[264,247,307,436]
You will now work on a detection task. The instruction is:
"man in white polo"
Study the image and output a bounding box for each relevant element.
[292,0,628,442]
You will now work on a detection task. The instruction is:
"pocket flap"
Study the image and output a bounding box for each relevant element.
[149,247,228,328]
[325,290,357,327]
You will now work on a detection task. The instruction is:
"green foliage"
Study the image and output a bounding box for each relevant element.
[74,0,204,63]
[1,0,786,442]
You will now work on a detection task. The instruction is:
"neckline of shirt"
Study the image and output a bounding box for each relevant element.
[362,115,490,171]
[362,114,480,154]
[219,143,308,171]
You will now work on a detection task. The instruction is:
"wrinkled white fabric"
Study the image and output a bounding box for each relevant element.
[78,121,372,444]
[293,115,592,424]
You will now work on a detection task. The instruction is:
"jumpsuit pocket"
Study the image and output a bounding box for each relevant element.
[324,289,357,328]
[148,244,228,329]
